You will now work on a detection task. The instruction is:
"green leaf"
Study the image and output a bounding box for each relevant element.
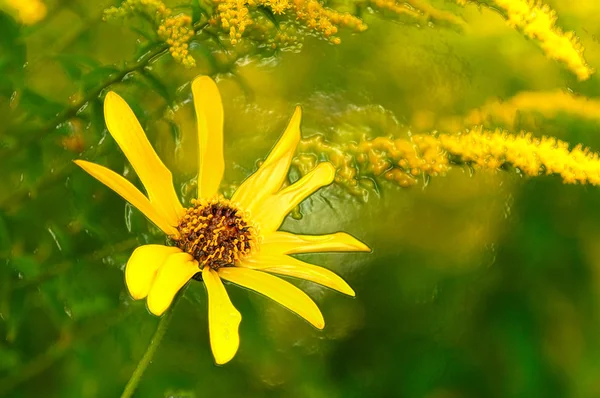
[69,296,112,319]
[22,141,44,185]
[0,211,11,252]
[130,25,157,41]
[18,88,65,119]
[88,97,106,138]
[38,275,75,327]
[191,0,206,24]
[0,13,25,96]
[9,255,41,278]
[256,5,280,29]
[0,345,21,371]
[53,54,101,82]
[189,39,219,69]
[132,69,173,104]
[81,66,120,93]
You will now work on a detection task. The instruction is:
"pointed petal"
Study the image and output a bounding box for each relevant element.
[218,267,324,329]
[261,231,371,255]
[192,76,224,199]
[231,107,302,212]
[147,252,198,316]
[239,254,355,296]
[125,245,182,299]
[203,267,242,365]
[252,162,336,233]
[104,91,184,224]
[74,160,178,236]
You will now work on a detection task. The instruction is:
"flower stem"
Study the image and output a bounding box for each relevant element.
[120,305,175,398]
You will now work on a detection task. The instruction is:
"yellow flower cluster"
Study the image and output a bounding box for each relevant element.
[295,133,450,192]
[158,14,196,67]
[211,0,253,45]
[428,90,600,132]
[104,0,168,20]
[294,128,600,195]
[441,127,600,184]
[2,0,46,25]
[211,0,367,45]
[370,0,466,30]
[492,0,593,80]
[105,0,196,67]
[469,90,600,128]
[368,0,420,19]
[270,24,301,49]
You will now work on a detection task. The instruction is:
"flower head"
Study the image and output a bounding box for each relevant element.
[75,76,370,364]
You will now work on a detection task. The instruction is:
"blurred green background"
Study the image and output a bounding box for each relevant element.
[2,0,600,397]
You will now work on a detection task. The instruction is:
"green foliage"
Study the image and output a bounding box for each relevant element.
[1,0,600,397]
[0,14,25,96]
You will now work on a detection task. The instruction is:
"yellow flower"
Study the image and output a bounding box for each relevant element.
[75,76,370,365]
[3,0,47,25]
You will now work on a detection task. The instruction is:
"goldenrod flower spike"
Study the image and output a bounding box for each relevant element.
[293,127,600,192]
[492,0,593,81]
[75,76,370,365]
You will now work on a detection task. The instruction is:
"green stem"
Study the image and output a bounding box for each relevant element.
[120,304,176,398]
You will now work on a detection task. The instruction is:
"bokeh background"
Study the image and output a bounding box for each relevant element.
[2,0,600,397]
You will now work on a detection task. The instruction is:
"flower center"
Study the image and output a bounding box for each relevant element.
[173,198,255,270]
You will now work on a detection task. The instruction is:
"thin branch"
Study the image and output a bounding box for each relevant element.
[0,42,170,160]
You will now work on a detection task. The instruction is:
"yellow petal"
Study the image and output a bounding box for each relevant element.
[202,267,242,365]
[125,245,182,299]
[261,231,371,254]
[192,76,224,199]
[239,254,355,296]
[74,160,178,236]
[104,91,184,224]
[252,162,336,233]
[147,252,198,316]
[218,267,324,329]
[231,106,301,212]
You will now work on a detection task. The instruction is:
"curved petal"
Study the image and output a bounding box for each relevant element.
[147,252,198,316]
[261,231,371,255]
[231,107,302,212]
[202,267,242,365]
[252,162,336,233]
[74,160,178,236]
[192,76,224,199]
[104,91,184,224]
[239,254,355,296]
[125,245,182,299]
[218,267,324,329]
